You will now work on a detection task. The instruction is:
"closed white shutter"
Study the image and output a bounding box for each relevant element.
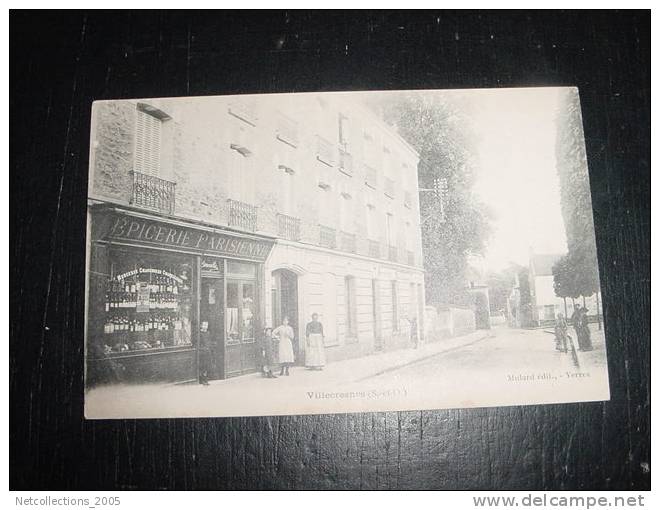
[135,109,162,176]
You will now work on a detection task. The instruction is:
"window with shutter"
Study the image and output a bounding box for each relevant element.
[135,109,162,177]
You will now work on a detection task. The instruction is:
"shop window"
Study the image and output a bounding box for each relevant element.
[100,249,194,354]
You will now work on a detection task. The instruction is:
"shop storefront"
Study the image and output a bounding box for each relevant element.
[86,205,274,387]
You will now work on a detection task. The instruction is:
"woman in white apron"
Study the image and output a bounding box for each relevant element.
[273,316,295,376]
[305,313,326,370]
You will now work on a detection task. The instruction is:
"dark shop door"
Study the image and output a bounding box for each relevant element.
[200,278,225,380]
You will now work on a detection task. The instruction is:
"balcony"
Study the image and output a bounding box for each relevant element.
[384,177,395,199]
[365,165,377,189]
[368,239,381,259]
[404,190,413,208]
[407,250,415,266]
[338,148,353,176]
[130,171,176,215]
[228,199,258,232]
[388,245,397,263]
[339,231,357,254]
[277,213,301,241]
[316,136,334,166]
[319,225,337,249]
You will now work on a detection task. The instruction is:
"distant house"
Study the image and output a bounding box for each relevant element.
[528,252,602,324]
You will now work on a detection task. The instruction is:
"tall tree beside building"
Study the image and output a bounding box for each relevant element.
[376,93,491,307]
[554,88,600,299]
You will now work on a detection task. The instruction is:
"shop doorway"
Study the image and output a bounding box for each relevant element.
[224,279,258,376]
[200,278,224,380]
[271,269,300,362]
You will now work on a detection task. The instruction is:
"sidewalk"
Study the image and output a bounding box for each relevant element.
[202,327,492,390]
[85,328,492,419]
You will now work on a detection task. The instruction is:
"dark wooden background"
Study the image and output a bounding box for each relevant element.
[10,11,650,490]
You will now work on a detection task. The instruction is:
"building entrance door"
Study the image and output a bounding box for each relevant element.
[224,279,258,377]
[200,278,224,380]
[271,269,299,363]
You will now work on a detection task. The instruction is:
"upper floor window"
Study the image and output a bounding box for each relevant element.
[385,212,395,247]
[366,203,377,240]
[339,193,353,233]
[135,108,163,177]
[338,114,350,152]
[316,135,334,166]
[276,113,299,148]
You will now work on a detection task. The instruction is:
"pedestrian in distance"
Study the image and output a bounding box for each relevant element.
[410,316,419,349]
[198,321,211,386]
[578,307,593,351]
[554,313,568,352]
[273,316,295,376]
[305,313,326,370]
[260,327,277,378]
[571,303,582,347]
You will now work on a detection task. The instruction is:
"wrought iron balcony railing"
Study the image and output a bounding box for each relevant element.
[384,177,395,199]
[388,245,398,263]
[228,199,258,232]
[130,171,176,215]
[407,250,415,266]
[368,239,381,259]
[339,231,357,254]
[277,213,301,241]
[319,225,337,249]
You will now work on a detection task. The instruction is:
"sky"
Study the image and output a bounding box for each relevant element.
[466,87,568,272]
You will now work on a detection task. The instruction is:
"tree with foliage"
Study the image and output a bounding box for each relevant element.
[554,88,600,300]
[517,267,535,327]
[375,92,492,308]
[486,264,521,314]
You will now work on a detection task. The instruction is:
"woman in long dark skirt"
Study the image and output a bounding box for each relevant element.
[260,327,277,378]
[579,307,593,351]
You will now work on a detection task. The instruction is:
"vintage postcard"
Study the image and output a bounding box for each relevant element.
[84,87,610,419]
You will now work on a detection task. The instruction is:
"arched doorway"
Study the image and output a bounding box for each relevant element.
[271,269,300,363]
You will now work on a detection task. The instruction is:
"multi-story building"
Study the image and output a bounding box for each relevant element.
[85,93,425,385]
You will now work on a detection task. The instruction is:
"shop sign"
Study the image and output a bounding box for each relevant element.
[104,213,274,262]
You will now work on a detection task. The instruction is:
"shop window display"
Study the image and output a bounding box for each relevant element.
[99,249,194,354]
